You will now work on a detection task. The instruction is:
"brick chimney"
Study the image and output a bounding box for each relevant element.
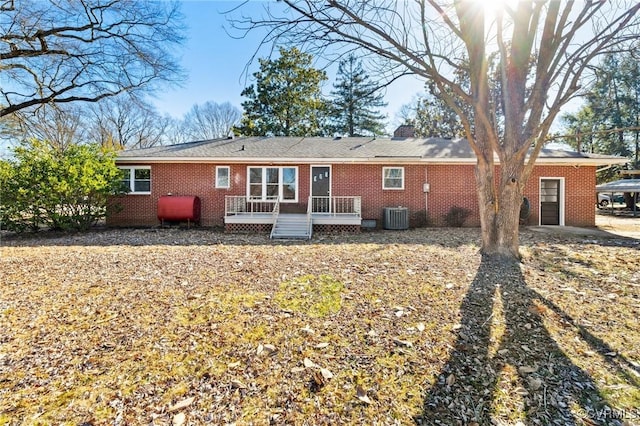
[393,125,416,138]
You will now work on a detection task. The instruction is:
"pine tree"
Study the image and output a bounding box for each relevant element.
[329,55,387,136]
[562,52,640,164]
[237,47,327,137]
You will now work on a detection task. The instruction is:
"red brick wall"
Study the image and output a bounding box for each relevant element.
[107,162,596,228]
[425,165,480,226]
[523,165,596,227]
[332,164,430,227]
[109,163,238,227]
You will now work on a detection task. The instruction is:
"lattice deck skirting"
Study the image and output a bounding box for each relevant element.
[225,223,361,235]
[313,224,361,234]
[225,223,272,234]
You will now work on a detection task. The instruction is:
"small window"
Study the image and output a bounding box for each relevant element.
[119,166,151,194]
[249,167,263,199]
[282,167,296,200]
[383,167,404,190]
[216,166,230,189]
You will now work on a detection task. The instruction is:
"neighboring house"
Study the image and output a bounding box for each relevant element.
[108,132,626,237]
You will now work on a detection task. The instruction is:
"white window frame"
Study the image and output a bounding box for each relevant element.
[382,167,405,190]
[247,166,298,203]
[119,166,151,195]
[216,166,230,189]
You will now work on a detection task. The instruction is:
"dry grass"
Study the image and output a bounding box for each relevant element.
[0,227,639,425]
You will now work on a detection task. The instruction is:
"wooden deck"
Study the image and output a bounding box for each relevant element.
[224,212,361,226]
[224,195,362,227]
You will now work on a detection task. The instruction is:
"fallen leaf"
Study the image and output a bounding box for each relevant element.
[172,412,186,426]
[416,322,425,332]
[528,305,546,315]
[227,361,241,369]
[518,366,537,375]
[356,385,372,404]
[303,358,317,368]
[315,342,330,349]
[446,374,455,386]
[393,338,413,348]
[168,396,195,412]
[311,370,326,388]
[320,368,333,379]
[528,377,543,391]
[300,325,315,334]
[231,380,247,389]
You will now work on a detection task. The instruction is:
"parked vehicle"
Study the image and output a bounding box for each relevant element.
[597,192,625,207]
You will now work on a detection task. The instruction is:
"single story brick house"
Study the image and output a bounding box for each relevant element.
[108,133,626,237]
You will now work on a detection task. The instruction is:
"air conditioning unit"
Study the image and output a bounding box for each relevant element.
[383,207,409,230]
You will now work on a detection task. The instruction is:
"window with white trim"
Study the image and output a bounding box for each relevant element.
[383,167,404,190]
[119,166,151,194]
[216,166,230,188]
[247,166,298,202]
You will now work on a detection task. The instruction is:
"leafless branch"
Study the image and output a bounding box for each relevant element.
[0,0,186,117]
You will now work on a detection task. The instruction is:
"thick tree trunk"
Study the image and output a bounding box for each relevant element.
[476,159,523,260]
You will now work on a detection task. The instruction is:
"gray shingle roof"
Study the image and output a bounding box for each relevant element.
[116,136,627,165]
[596,179,640,192]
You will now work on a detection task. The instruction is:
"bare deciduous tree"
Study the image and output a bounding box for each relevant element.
[5,96,171,150]
[0,0,185,118]
[88,96,171,149]
[181,101,242,141]
[13,105,87,151]
[231,0,640,258]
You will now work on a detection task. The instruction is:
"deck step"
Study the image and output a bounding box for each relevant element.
[271,214,312,239]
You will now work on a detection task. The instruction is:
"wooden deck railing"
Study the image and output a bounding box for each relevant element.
[310,196,361,216]
[306,197,313,237]
[225,195,361,218]
[225,196,278,216]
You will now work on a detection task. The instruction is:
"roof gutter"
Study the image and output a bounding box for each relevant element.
[596,164,615,173]
[115,155,628,167]
[115,156,470,165]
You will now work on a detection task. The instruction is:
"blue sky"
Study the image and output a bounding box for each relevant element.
[151,1,426,132]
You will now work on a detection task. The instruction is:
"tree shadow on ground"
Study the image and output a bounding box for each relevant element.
[415,256,623,426]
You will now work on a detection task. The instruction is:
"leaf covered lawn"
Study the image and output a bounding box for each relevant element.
[0,228,639,425]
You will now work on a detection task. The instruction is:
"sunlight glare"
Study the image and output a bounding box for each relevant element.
[473,0,520,15]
